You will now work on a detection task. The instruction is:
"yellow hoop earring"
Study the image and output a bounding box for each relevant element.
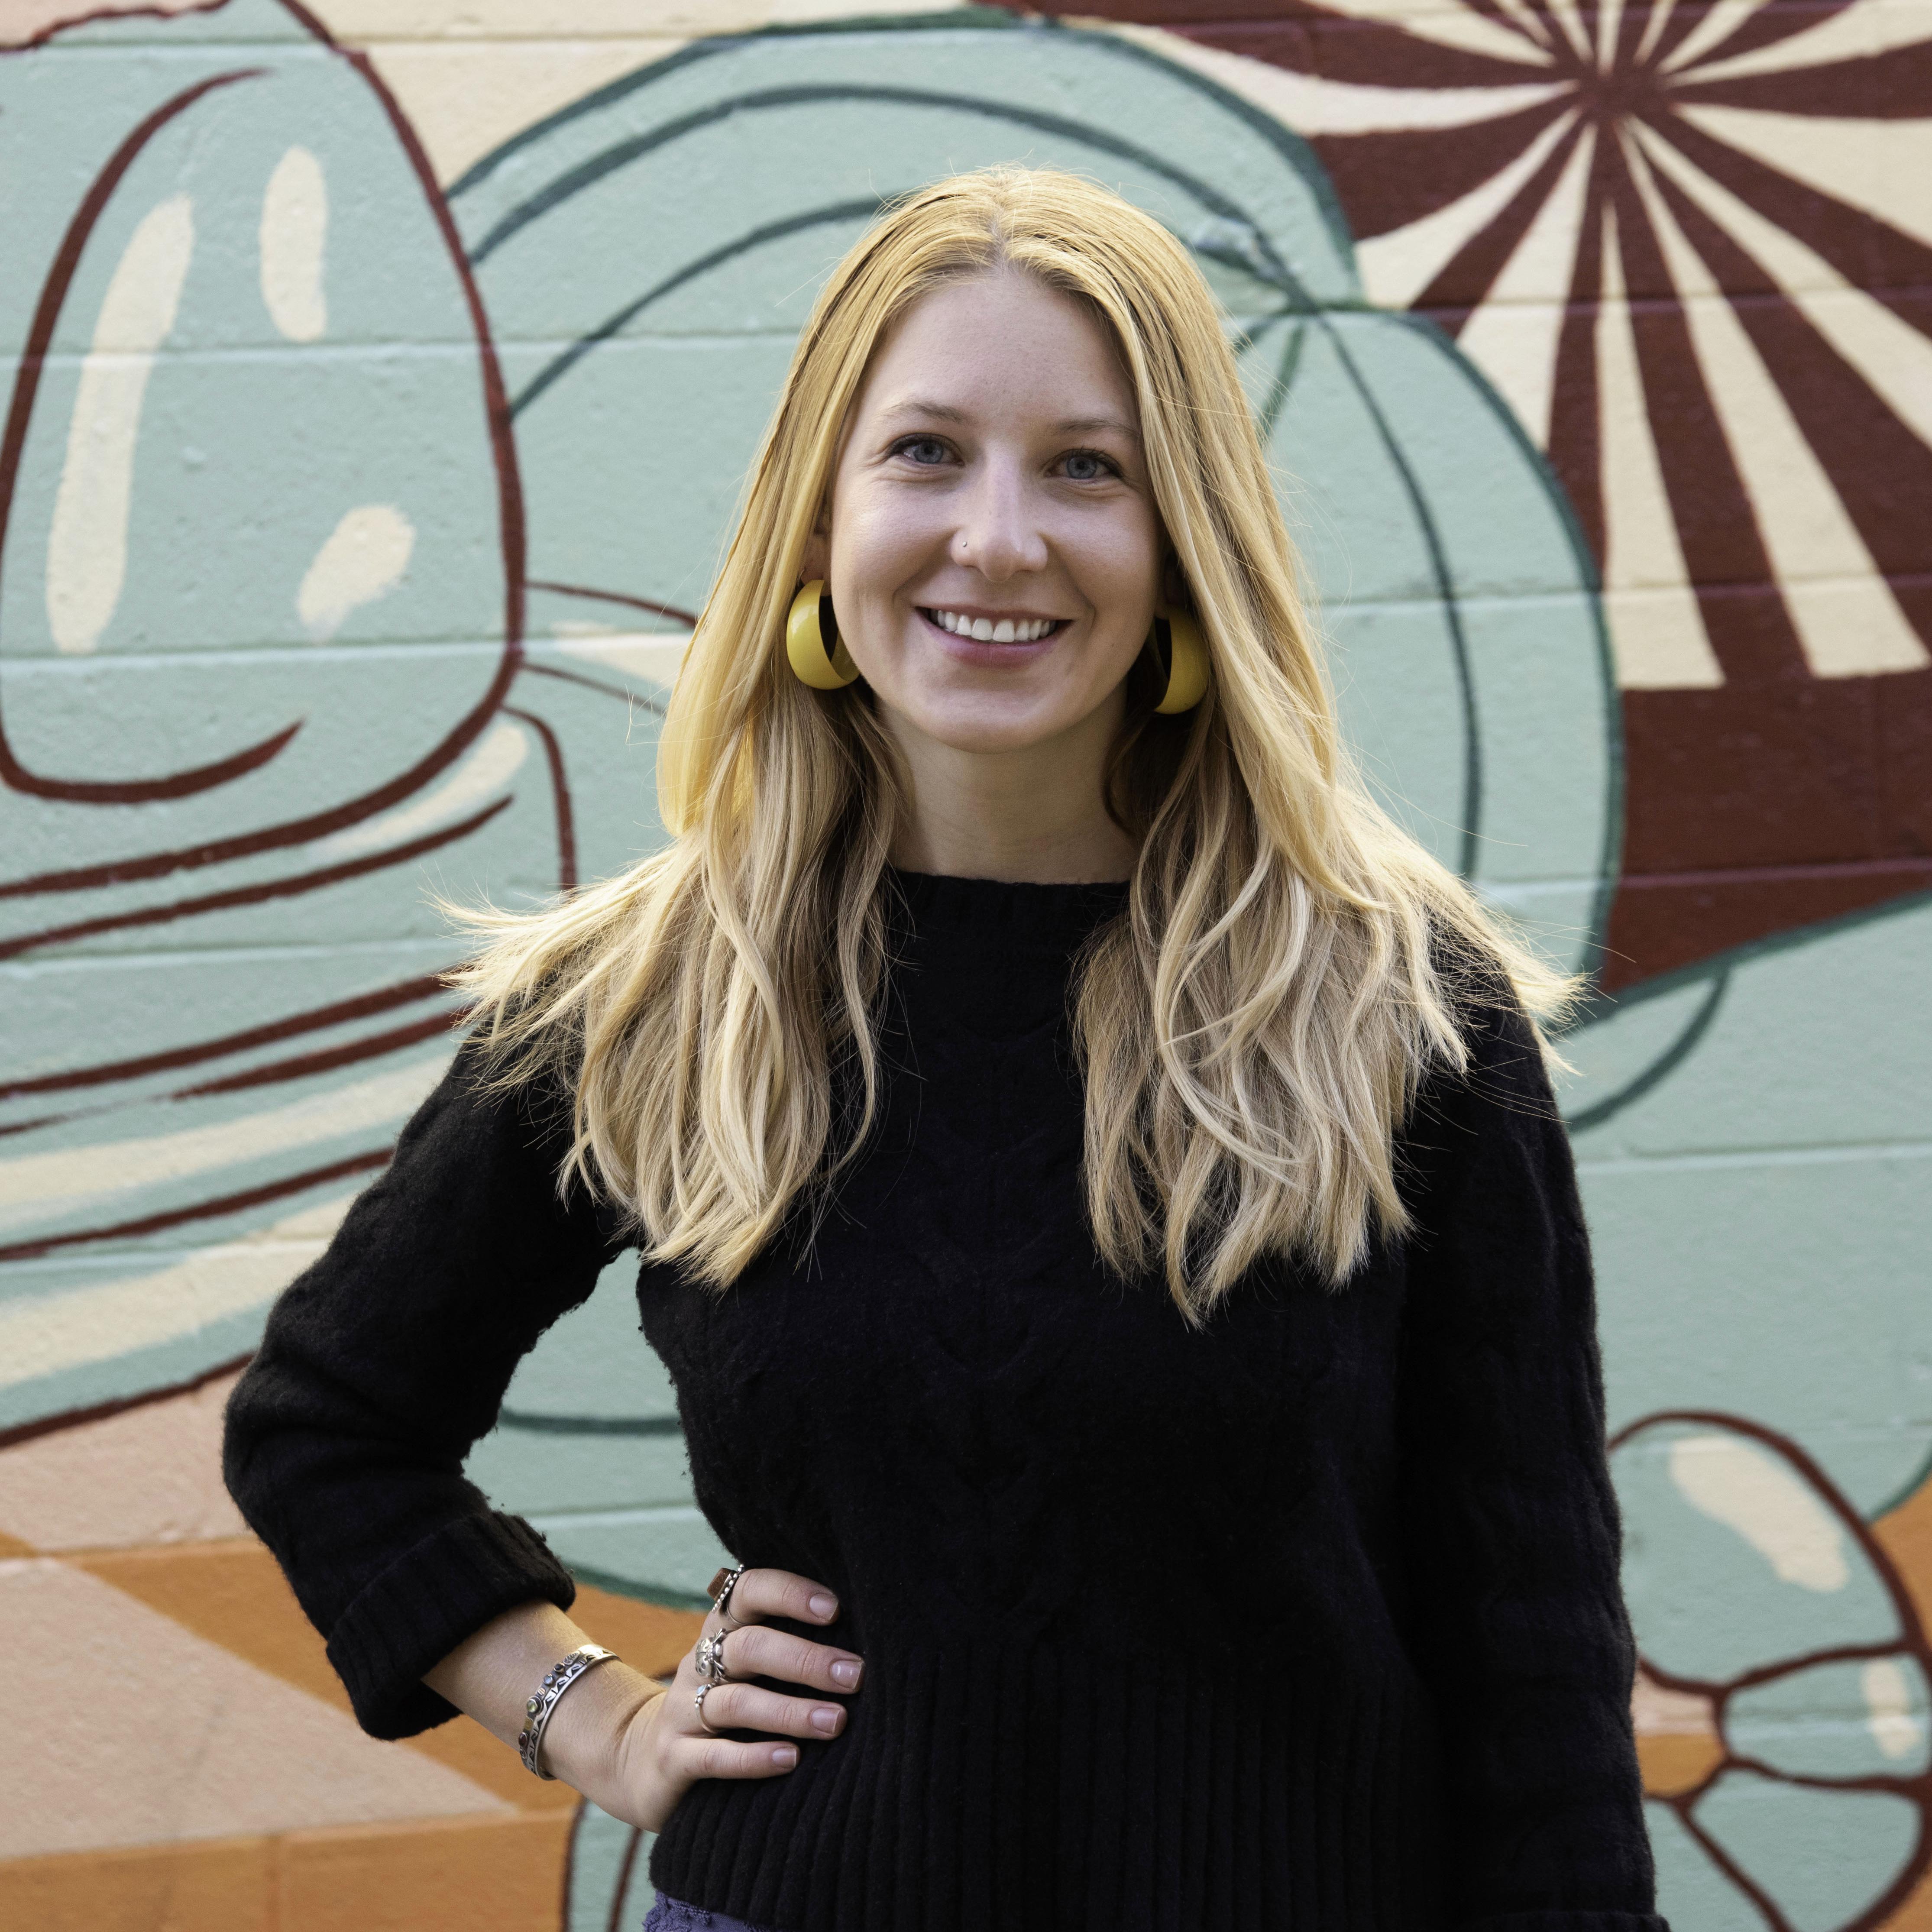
[786,579,859,690]
[1149,605,1209,714]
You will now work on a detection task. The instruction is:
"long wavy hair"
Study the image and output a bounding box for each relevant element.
[452,164,1572,1319]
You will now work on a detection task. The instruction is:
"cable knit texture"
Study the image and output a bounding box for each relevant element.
[223,870,1667,1932]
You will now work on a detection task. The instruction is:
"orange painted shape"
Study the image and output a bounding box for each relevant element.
[1631,1665,1725,1800]
[74,1537,346,1709]
[1871,1473,1932,1931]
[279,1809,575,1932]
[0,1833,272,1932]
[0,1526,36,1558]
[1634,1728,1725,1799]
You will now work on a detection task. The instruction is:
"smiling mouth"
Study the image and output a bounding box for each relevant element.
[919,606,1069,644]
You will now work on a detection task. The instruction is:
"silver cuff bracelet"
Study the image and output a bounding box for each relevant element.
[518,1643,619,1779]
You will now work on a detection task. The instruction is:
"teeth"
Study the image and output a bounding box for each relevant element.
[927,609,1058,642]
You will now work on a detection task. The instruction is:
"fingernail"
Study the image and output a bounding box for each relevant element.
[831,1659,862,1688]
[811,1706,841,1733]
[809,1593,837,1619]
[773,1745,798,1768]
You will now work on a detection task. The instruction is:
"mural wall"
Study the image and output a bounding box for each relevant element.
[0,1,1923,1927]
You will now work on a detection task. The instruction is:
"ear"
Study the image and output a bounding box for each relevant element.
[799,527,830,586]
[1160,547,1190,611]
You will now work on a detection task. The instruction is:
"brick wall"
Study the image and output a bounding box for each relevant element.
[2,3,1926,1926]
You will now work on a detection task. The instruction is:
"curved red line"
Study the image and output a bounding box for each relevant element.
[280,0,528,654]
[0,1145,391,1265]
[0,65,303,804]
[0,971,450,1099]
[0,1348,252,1455]
[0,3,532,886]
[175,1008,460,1097]
[527,577,699,628]
[505,704,576,891]
[0,794,510,963]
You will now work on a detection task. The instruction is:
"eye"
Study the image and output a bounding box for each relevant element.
[1061,448,1121,482]
[892,435,952,466]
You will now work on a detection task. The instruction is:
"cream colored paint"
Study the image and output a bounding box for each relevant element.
[1680,105,1932,252]
[354,39,687,186]
[1353,110,1577,312]
[1669,1431,1851,1592]
[311,716,530,862]
[1594,207,1725,689]
[0,1194,362,1392]
[0,1370,247,1553]
[1692,0,1932,84]
[1107,27,1565,137]
[1456,125,1596,449]
[0,1059,440,1233]
[1538,0,1593,65]
[1862,1658,1926,1761]
[552,628,692,691]
[0,1559,505,1857]
[1628,136,1929,677]
[45,194,194,657]
[305,0,960,185]
[259,145,328,343]
[297,502,415,641]
[1592,0,1626,71]
[1638,130,1932,450]
[1632,0,1680,67]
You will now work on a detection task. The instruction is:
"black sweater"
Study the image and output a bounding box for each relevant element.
[223,871,1665,1932]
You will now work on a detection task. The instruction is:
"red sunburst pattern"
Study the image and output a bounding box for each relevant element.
[1049,0,1932,988]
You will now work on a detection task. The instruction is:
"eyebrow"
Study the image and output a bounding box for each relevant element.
[877,399,1142,443]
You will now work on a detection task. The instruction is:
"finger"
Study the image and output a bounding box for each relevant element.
[715,1567,841,1629]
[686,1681,848,1741]
[675,1734,802,1780]
[720,1623,864,1694]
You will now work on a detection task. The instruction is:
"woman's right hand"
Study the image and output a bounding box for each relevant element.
[576,1567,864,1833]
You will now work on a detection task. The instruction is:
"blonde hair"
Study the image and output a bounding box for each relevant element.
[453,165,1571,1318]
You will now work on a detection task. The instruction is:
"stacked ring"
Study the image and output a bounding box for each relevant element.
[695,1627,736,1685]
[708,1563,746,1625]
[693,1682,725,1736]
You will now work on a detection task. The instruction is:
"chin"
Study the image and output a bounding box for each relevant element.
[897,693,1086,755]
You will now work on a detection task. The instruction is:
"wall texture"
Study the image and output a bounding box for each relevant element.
[0,2,1926,1927]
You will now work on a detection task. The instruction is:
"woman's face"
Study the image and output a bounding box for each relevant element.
[805,268,1165,757]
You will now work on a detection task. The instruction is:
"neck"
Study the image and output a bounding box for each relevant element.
[880,698,1139,884]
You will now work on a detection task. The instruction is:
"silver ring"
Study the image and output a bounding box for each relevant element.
[695,1626,737,1685]
[693,1682,726,1736]
[708,1563,746,1626]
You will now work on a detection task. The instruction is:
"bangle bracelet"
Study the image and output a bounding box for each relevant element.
[518,1643,618,1780]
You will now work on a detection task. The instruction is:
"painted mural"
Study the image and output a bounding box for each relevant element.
[0,1,1923,1928]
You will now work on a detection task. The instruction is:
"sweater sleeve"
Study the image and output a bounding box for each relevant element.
[1396,979,1667,1932]
[221,1038,631,1739]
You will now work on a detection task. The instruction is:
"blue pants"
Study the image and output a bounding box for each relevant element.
[644,1896,774,1932]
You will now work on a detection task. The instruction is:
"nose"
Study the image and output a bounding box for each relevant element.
[948,453,1049,581]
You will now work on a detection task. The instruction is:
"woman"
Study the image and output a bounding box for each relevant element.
[223,166,1666,1931]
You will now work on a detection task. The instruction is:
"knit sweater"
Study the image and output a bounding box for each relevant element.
[223,871,1666,1932]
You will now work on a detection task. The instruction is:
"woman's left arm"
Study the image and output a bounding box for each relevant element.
[1397,983,1668,1932]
